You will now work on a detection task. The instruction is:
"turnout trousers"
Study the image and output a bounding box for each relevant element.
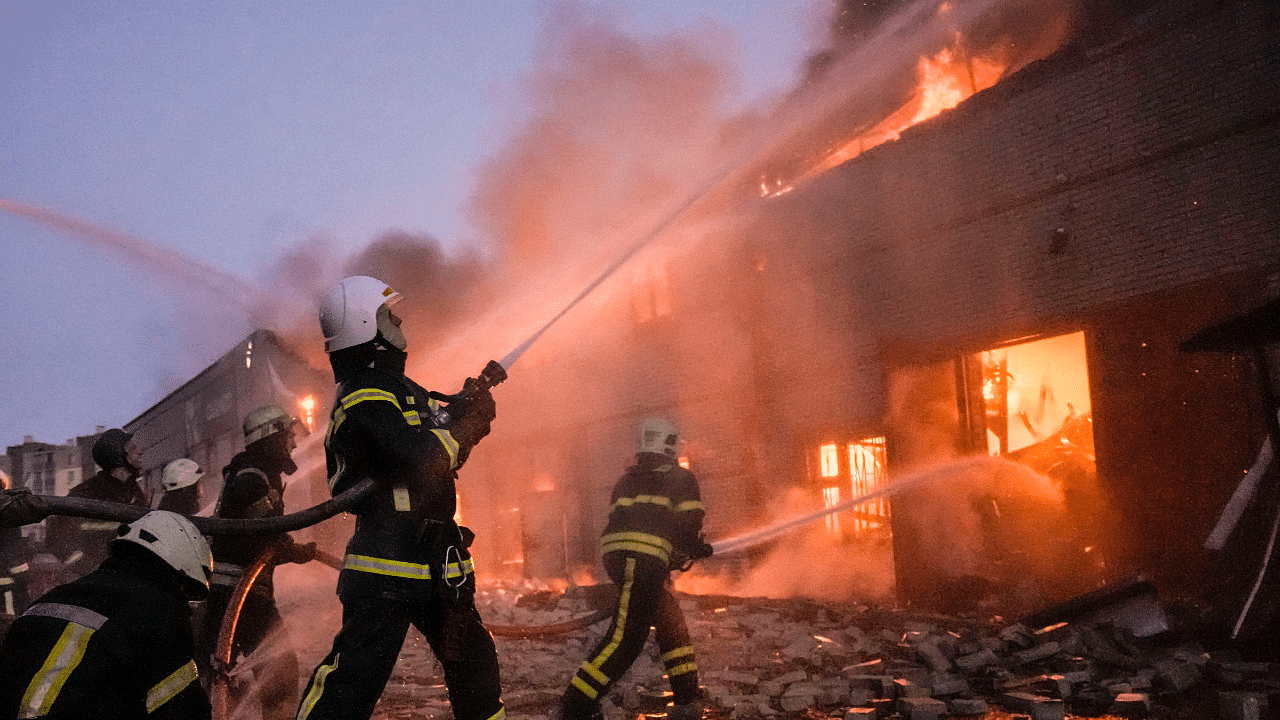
[295,594,504,720]
[561,553,699,718]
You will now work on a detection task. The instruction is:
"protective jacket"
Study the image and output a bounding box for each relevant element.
[560,455,708,720]
[295,361,503,720]
[208,449,300,598]
[1,525,31,617]
[599,454,706,568]
[46,471,148,579]
[326,365,471,601]
[0,552,211,720]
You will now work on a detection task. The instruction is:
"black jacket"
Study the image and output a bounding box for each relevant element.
[45,471,148,578]
[208,447,299,597]
[600,453,706,568]
[325,365,471,601]
[0,550,212,720]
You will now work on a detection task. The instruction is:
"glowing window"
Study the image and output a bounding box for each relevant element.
[823,486,841,534]
[819,443,839,477]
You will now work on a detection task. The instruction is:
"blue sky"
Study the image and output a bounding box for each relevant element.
[0,0,824,449]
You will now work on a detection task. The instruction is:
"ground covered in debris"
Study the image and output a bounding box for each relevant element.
[273,569,1279,720]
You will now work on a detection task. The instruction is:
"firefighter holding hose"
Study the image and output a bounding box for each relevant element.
[296,276,504,720]
[554,418,714,720]
[196,404,315,720]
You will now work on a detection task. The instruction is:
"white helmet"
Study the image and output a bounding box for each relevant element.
[319,275,404,353]
[637,417,679,458]
[244,404,298,445]
[113,511,212,598]
[162,458,203,492]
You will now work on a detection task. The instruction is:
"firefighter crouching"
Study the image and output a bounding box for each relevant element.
[44,428,149,582]
[555,418,714,720]
[0,511,214,720]
[296,275,503,720]
[195,404,315,720]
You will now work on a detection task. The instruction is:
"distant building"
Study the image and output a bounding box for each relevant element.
[122,329,331,513]
[4,435,93,543]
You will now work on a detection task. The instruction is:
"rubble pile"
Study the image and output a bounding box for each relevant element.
[295,579,1280,720]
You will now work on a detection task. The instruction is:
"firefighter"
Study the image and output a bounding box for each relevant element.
[554,418,714,720]
[1,470,34,620]
[0,510,214,720]
[157,458,204,515]
[295,275,502,720]
[45,428,149,581]
[195,404,315,720]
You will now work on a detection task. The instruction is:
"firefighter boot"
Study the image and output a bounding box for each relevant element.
[668,701,702,720]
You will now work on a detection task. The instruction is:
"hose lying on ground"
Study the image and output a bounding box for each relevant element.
[0,480,375,536]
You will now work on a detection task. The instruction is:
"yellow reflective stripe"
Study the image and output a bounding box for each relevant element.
[297,653,340,720]
[675,500,704,513]
[326,456,346,491]
[661,646,694,663]
[599,541,671,563]
[146,660,197,713]
[584,557,635,683]
[330,389,402,433]
[78,520,120,531]
[393,485,411,512]
[343,554,474,580]
[600,532,672,553]
[485,707,507,720]
[63,550,84,567]
[430,429,460,469]
[667,661,698,677]
[340,388,402,411]
[0,577,12,586]
[403,410,422,426]
[571,675,599,699]
[580,660,609,684]
[428,397,440,412]
[20,623,95,718]
[611,495,672,511]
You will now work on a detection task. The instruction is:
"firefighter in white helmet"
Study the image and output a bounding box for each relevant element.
[296,275,502,720]
[555,418,713,720]
[0,511,214,719]
[195,404,315,720]
[157,458,204,515]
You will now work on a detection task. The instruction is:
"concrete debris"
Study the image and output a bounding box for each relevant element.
[346,580,1280,720]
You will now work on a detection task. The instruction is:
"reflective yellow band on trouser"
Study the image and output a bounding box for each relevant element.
[674,500,704,513]
[572,557,636,701]
[19,623,95,718]
[661,644,697,679]
[297,653,340,720]
[343,554,474,580]
[147,660,197,713]
[485,707,507,720]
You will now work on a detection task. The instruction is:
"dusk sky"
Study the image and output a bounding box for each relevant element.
[0,0,825,449]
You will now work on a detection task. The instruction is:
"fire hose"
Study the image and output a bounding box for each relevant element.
[0,479,375,534]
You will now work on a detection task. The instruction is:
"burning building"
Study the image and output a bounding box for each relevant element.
[452,0,1280,650]
[121,329,331,514]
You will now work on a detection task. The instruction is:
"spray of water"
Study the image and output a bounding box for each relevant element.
[0,197,263,306]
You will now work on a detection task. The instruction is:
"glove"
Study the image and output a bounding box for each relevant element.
[445,381,496,451]
[289,541,318,565]
[692,539,714,560]
[0,489,47,528]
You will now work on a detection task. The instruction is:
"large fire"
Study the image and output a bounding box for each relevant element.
[782,44,1012,190]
